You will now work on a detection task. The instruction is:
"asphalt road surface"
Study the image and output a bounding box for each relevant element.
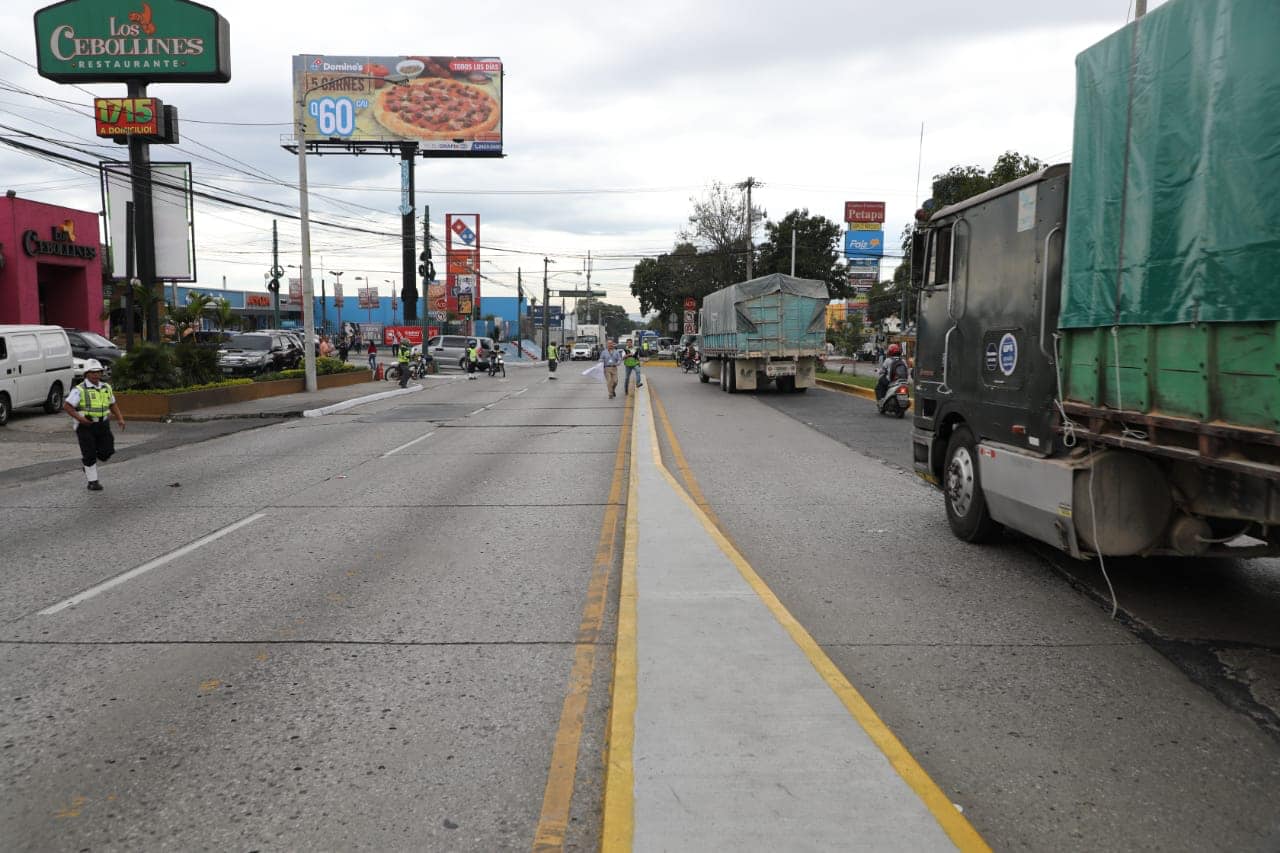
[4,362,1280,851]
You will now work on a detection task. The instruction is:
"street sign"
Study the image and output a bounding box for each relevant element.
[845,230,885,258]
[433,311,447,322]
[844,201,886,224]
[683,296,697,310]
[683,309,697,335]
[556,289,606,298]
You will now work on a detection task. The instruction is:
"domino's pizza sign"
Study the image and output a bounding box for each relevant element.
[449,214,478,247]
[998,333,1018,376]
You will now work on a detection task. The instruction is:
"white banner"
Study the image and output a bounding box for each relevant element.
[101,161,195,281]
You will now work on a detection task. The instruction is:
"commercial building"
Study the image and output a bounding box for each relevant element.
[0,194,105,332]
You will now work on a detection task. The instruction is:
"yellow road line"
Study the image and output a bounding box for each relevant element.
[601,392,642,852]
[643,387,991,852]
[533,393,634,852]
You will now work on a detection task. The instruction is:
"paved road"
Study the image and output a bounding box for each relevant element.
[1,367,621,852]
[647,367,1280,851]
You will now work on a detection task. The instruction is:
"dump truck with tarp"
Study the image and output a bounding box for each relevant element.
[698,273,829,393]
[911,0,1280,558]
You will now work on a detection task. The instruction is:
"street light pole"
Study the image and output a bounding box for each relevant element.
[542,256,553,359]
[331,270,343,333]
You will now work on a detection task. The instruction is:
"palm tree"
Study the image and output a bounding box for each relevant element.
[211,297,239,336]
[166,291,213,341]
[131,280,165,341]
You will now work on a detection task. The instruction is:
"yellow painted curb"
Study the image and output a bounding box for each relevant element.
[816,376,877,400]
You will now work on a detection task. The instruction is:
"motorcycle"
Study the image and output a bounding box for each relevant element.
[680,352,700,374]
[877,379,912,419]
[488,351,506,377]
[385,354,432,381]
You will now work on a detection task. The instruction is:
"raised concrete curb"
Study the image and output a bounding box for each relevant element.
[301,385,423,417]
[816,377,876,400]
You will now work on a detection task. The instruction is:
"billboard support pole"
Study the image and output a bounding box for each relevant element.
[421,205,431,353]
[271,220,280,329]
[126,81,160,342]
[123,201,135,350]
[296,133,317,392]
[542,257,552,360]
[401,142,418,322]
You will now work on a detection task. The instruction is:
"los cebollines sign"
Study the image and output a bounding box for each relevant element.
[34,0,231,83]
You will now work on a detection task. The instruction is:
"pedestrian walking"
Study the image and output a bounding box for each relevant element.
[338,335,350,362]
[600,339,622,398]
[62,360,125,492]
[367,340,378,373]
[547,341,559,379]
[623,342,643,394]
[319,335,334,358]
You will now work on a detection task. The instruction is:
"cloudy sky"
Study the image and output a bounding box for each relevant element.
[0,0,1166,314]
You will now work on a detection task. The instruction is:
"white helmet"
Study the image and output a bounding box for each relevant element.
[83,359,104,373]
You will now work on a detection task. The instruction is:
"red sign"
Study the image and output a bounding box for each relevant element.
[445,214,481,316]
[94,97,162,137]
[683,296,697,310]
[844,201,886,224]
[246,294,271,308]
[383,326,424,346]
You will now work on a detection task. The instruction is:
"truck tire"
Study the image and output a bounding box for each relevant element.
[943,425,1000,543]
[699,371,710,383]
[727,360,737,393]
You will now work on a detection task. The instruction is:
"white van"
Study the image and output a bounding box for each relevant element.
[0,325,76,426]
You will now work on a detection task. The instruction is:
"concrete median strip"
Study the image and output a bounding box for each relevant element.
[301,384,423,418]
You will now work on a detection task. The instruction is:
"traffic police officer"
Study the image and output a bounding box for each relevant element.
[396,340,412,388]
[547,342,559,378]
[467,341,480,379]
[62,359,125,491]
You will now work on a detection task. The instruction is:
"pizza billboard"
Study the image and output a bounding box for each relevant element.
[292,55,502,154]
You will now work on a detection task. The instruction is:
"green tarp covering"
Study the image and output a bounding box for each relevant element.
[1060,0,1280,329]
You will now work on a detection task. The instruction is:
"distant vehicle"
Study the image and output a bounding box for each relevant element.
[0,325,76,425]
[64,329,124,372]
[698,273,828,393]
[572,324,606,360]
[217,333,298,376]
[656,337,676,358]
[414,335,495,370]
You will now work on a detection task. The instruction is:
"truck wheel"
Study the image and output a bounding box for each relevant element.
[943,425,1000,543]
[727,360,737,393]
[699,371,710,383]
[43,382,64,414]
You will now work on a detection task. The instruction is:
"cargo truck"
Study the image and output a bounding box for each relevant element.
[912,0,1280,558]
[571,324,606,360]
[699,273,829,393]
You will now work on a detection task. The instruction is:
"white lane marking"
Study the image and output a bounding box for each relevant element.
[381,430,435,458]
[468,408,486,416]
[39,512,267,616]
[514,388,529,396]
[302,385,422,417]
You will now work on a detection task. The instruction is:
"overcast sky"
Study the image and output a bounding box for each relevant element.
[0,0,1167,314]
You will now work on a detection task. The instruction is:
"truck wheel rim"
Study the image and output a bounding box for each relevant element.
[947,447,975,518]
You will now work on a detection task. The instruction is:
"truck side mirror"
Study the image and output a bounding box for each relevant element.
[910,230,927,288]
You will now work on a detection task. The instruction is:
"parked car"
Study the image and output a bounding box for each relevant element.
[656,337,676,358]
[414,335,495,370]
[0,325,76,426]
[256,329,306,363]
[64,328,124,373]
[216,333,298,376]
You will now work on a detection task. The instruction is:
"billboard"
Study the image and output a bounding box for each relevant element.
[292,55,502,154]
[332,281,343,307]
[101,160,195,281]
[445,213,480,316]
[357,287,379,309]
[844,201,885,224]
[35,0,232,84]
[845,230,884,258]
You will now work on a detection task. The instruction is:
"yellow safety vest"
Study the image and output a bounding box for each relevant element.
[77,383,113,420]
[397,346,410,364]
[548,344,558,360]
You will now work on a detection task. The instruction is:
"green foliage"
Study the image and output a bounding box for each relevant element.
[755,209,846,297]
[253,357,360,383]
[171,343,221,386]
[212,297,239,334]
[829,321,869,357]
[111,342,180,390]
[116,379,252,396]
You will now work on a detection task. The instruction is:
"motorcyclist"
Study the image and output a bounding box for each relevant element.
[876,343,910,401]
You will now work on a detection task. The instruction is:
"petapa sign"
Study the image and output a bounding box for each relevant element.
[34,0,232,84]
[844,201,885,224]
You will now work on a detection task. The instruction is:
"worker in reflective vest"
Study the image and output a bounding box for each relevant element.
[547,342,559,378]
[62,359,125,492]
[467,343,480,380]
[623,344,643,394]
[396,342,411,388]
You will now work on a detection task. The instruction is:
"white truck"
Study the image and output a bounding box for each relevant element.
[571,324,606,360]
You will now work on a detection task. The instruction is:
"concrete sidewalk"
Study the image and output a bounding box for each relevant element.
[604,386,986,851]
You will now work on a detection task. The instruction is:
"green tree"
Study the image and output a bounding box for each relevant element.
[166,291,212,340]
[755,209,846,296]
[211,297,239,335]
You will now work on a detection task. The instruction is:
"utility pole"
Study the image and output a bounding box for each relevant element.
[737,176,758,279]
[123,201,135,349]
[271,219,280,328]
[542,256,553,359]
[420,205,433,347]
[517,268,524,356]
[1136,0,1147,16]
[790,228,797,277]
[126,80,160,342]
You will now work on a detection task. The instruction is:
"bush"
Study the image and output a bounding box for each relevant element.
[111,342,180,390]
[117,379,252,396]
[172,343,221,386]
[254,357,360,383]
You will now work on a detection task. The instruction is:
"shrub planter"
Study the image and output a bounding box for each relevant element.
[117,370,372,420]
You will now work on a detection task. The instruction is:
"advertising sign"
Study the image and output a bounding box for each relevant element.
[427,281,447,313]
[101,160,195,281]
[35,0,232,84]
[847,221,882,231]
[94,97,162,137]
[357,287,379,309]
[445,213,481,316]
[288,277,302,301]
[293,55,502,154]
[845,230,885,258]
[847,257,879,270]
[383,326,423,346]
[332,281,343,307]
[844,201,885,224]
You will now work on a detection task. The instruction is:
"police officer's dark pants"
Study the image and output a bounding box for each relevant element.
[76,421,115,467]
[399,364,410,387]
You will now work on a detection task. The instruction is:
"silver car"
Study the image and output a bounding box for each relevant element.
[415,335,495,370]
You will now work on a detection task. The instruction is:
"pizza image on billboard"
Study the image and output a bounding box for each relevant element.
[293,55,502,153]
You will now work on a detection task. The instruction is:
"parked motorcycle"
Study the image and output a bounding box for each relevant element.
[488,350,506,377]
[877,379,911,419]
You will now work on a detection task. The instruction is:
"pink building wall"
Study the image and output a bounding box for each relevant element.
[0,194,104,333]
